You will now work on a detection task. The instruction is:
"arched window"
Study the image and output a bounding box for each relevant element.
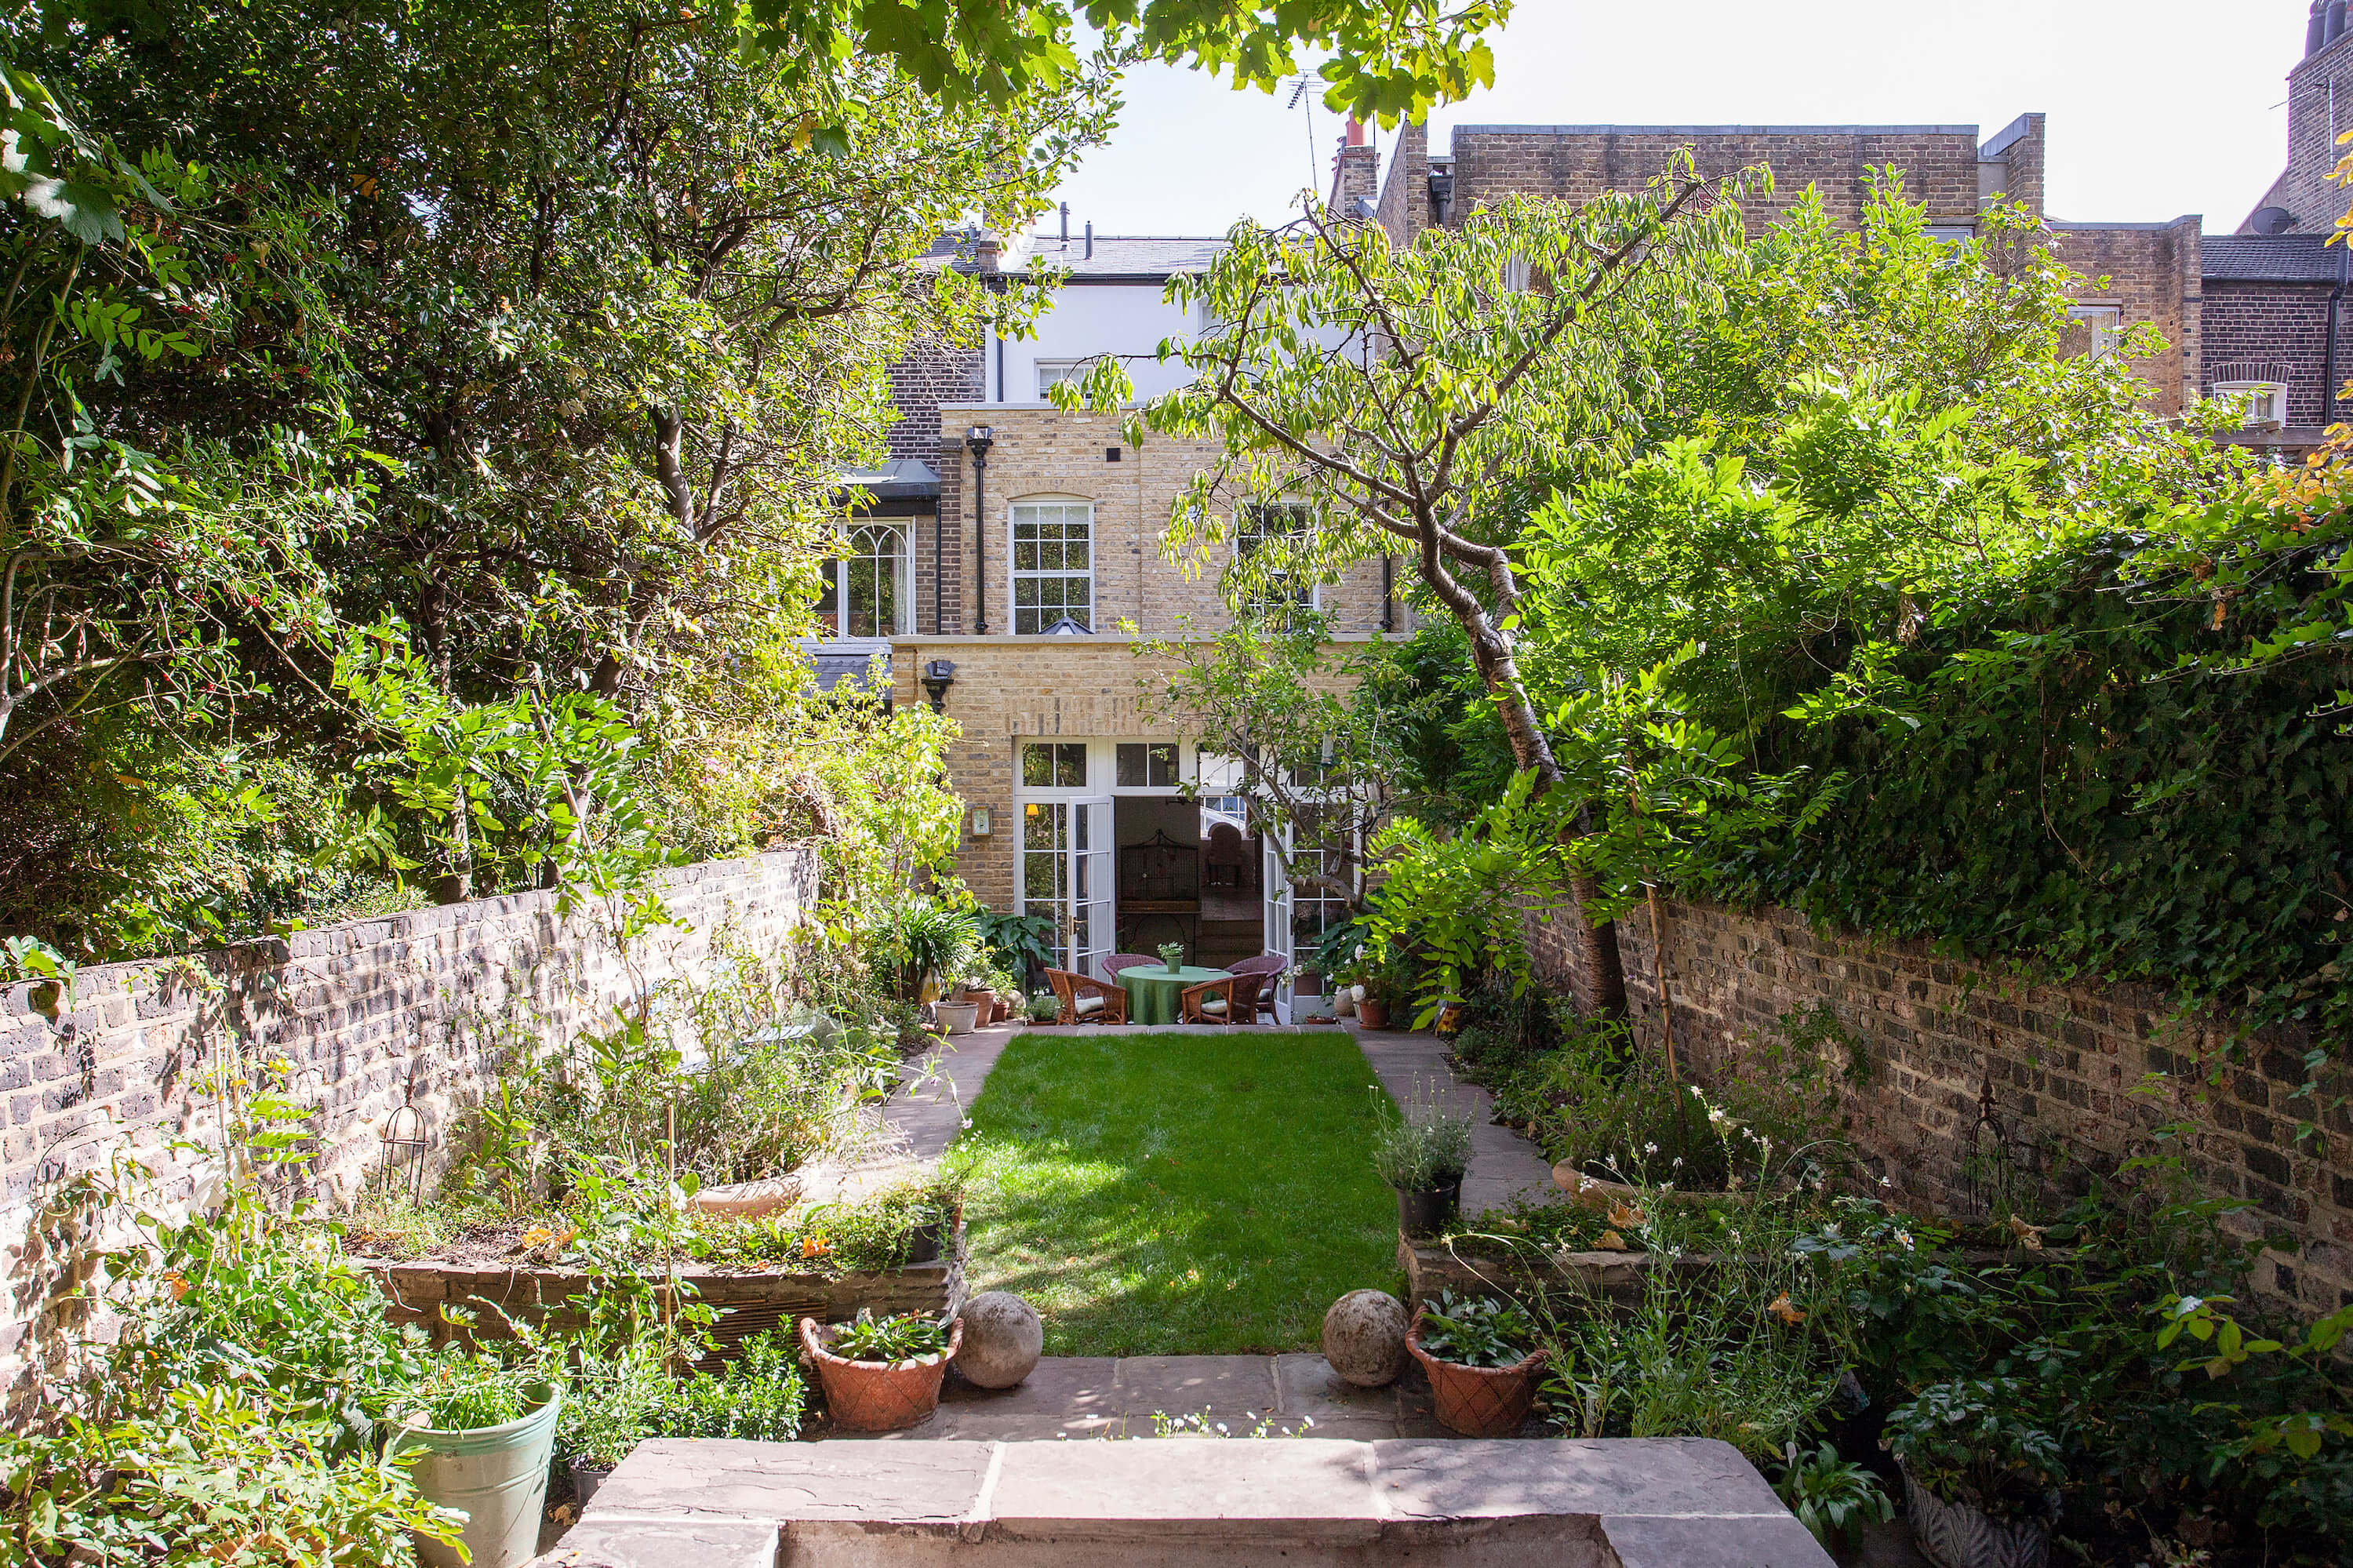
[1009,497,1094,634]
[816,521,911,638]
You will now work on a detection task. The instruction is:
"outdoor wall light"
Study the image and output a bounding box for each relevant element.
[969,806,993,838]
[922,657,957,713]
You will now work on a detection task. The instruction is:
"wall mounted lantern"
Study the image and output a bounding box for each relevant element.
[922,657,958,713]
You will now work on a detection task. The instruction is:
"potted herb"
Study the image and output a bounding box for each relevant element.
[384,1349,565,1568]
[1157,940,1186,973]
[1371,1090,1472,1235]
[1882,1380,2063,1568]
[558,1327,809,1506]
[556,1346,661,1510]
[1027,992,1061,1024]
[800,1309,965,1432]
[1405,1290,1547,1438]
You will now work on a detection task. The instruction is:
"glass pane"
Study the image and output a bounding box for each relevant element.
[1147,744,1176,788]
[813,561,840,636]
[1116,744,1144,788]
[1023,746,1054,788]
[1075,804,1092,853]
[1056,744,1086,788]
[1025,852,1059,903]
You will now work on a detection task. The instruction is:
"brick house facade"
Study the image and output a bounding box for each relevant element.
[838,8,2350,1003]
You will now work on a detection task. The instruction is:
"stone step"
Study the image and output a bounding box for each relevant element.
[547,1435,1831,1568]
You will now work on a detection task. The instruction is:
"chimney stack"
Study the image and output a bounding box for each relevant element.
[1328,118,1380,217]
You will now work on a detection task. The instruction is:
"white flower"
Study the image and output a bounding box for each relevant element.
[1879,1174,1893,1188]
[1642,1142,1659,1155]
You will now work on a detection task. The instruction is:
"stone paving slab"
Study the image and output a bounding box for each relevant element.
[991,1437,1380,1526]
[1348,1028,1558,1215]
[820,1354,1451,1441]
[550,1435,1835,1568]
[586,1437,992,1523]
[1372,1436,1786,1521]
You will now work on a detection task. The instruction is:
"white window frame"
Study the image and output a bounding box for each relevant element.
[816,519,913,639]
[2215,380,2289,429]
[1009,497,1095,635]
[1234,502,1321,614]
[1035,359,1088,398]
[2068,304,2124,359]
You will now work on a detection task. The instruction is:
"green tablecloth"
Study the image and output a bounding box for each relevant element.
[1115,964,1233,1025]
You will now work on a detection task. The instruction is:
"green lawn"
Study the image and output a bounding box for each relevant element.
[953,1030,1402,1356]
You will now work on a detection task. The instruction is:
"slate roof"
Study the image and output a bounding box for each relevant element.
[2203,235,2350,283]
[1006,234,1228,278]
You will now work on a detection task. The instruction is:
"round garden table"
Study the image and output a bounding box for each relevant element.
[1115,964,1233,1025]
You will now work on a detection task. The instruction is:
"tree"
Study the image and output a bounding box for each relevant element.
[1073,161,1758,1009]
[722,0,1510,125]
[1133,613,1427,915]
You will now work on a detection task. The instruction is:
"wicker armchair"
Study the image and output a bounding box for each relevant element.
[1225,953,1286,1022]
[1046,968,1129,1026]
[1179,974,1249,1025]
[1102,953,1158,977]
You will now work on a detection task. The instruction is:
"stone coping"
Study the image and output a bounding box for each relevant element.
[533,1435,1833,1567]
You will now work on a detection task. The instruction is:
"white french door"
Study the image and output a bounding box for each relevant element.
[1072,797,1114,978]
[1261,828,1293,1024]
[1021,795,1116,977]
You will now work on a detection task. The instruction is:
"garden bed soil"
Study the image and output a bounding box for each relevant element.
[366,1228,965,1363]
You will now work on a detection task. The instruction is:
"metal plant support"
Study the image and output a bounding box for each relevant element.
[1960,1075,2017,1219]
[376,1060,433,1206]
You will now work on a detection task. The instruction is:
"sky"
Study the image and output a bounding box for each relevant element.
[1044,0,2305,241]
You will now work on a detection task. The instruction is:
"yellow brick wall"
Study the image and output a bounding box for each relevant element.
[942,404,1403,638]
[893,635,1373,911]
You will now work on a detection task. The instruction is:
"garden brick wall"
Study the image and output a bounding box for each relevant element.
[0,846,820,1378]
[1528,897,2352,1320]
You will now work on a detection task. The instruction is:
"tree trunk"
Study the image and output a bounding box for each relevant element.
[420,573,472,904]
[1454,607,1630,1020]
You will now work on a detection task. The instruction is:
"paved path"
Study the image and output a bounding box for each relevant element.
[1349,1028,1558,1216]
[819,1352,1455,1442]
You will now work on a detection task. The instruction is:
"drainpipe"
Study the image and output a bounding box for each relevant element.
[2329,245,2348,429]
[968,426,995,634]
[933,498,943,635]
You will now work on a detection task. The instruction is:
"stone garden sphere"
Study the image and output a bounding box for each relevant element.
[954,1290,1044,1389]
[1322,1289,1409,1388]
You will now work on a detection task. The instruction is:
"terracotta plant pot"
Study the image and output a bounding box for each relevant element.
[1405,1318,1547,1439]
[1358,997,1391,1030]
[800,1315,965,1432]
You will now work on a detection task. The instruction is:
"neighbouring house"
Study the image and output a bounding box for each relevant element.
[824,13,2350,1006]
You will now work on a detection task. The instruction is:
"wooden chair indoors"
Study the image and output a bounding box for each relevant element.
[1101,953,1158,977]
[1224,953,1286,1023]
[1047,968,1129,1026]
[1179,973,1249,1025]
